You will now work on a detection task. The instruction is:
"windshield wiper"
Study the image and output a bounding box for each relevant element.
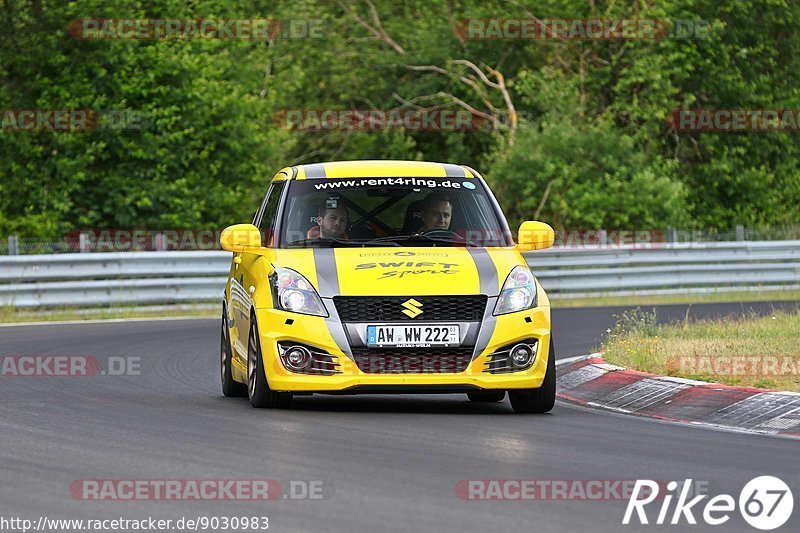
[370,232,482,247]
[285,237,400,248]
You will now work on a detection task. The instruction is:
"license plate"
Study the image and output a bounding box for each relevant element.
[367,324,460,347]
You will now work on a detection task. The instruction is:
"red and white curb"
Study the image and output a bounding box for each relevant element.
[556,354,800,438]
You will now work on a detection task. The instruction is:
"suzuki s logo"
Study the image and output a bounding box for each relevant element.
[401,298,423,318]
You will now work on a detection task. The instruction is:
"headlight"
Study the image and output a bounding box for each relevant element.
[493,266,538,315]
[270,267,328,317]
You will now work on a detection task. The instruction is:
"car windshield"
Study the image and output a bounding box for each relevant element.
[279,177,512,248]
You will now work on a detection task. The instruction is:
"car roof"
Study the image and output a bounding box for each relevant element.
[271,160,479,181]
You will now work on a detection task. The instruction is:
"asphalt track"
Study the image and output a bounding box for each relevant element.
[1,302,799,532]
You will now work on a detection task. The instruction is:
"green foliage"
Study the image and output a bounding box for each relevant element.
[486,118,691,230]
[1,0,798,237]
[1,0,289,236]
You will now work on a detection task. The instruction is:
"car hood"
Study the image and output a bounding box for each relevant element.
[270,246,524,297]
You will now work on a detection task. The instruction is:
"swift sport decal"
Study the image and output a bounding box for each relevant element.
[354,261,459,269]
[355,260,461,280]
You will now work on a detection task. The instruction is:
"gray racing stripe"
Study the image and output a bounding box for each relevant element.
[467,247,499,359]
[323,300,353,359]
[440,163,467,177]
[473,299,498,360]
[312,248,340,297]
[303,163,327,178]
[467,247,498,296]
[312,248,352,358]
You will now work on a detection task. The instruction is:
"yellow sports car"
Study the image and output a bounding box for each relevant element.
[219,160,556,413]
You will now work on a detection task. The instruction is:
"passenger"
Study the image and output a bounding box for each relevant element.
[419,193,452,232]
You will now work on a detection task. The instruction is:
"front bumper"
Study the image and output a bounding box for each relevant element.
[239,304,552,393]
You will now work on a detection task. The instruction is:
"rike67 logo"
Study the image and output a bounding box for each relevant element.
[624,476,793,530]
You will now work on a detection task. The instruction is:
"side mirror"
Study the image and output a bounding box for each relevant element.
[220,224,262,252]
[516,221,555,251]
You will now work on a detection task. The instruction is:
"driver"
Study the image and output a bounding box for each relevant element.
[310,201,349,239]
[419,193,452,232]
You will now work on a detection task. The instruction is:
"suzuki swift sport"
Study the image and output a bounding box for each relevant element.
[219,160,556,413]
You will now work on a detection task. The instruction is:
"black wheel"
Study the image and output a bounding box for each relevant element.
[509,338,556,414]
[221,304,246,397]
[467,390,506,402]
[247,314,292,409]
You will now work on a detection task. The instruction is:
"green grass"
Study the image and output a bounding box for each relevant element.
[552,289,800,308]
[0,304,216,324]
[602,308,800,392]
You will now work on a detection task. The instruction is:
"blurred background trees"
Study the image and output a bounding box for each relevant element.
[1,0,798,237]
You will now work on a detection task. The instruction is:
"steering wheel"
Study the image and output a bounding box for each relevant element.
[418,228,482,247]
[419,228,460,238]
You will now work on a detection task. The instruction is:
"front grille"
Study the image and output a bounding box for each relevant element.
[351,347,473,374]
[334,295,487,322]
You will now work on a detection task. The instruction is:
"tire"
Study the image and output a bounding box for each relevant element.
[508,338,556,414]
[247,313,292,409]
[467,390,506,402]
[221,304,247,397]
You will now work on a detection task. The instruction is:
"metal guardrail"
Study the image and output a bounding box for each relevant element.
[1,242,799,307]
[0,252,229,307]
[528,241,800,297]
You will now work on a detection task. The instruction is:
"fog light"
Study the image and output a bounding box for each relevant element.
[510,344,534,368]
[285,346,311,370]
